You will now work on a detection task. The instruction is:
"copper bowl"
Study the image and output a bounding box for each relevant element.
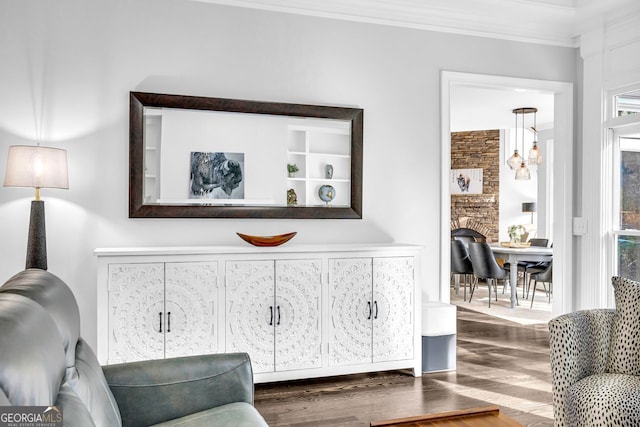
[236,232,297,247]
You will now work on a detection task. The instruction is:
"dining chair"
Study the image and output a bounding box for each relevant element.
[504,238,550,298]
[522,238,550,294]
[452,235,476,247]
[451,239,474,301]
[468,242,510,308]
[529,261,552,308]
[528,238,549,247]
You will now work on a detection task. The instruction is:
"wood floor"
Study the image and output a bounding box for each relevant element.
[254,307,553,427]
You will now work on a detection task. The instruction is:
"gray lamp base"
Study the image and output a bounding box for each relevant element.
[26,200,47,270]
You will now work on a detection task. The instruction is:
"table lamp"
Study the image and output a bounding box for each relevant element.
[522,202,536,223]
[3,145,69,270]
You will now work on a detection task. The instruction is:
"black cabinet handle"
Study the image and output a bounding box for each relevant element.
[367,301,372,320]
[159,312,162,333]
[269,306,274,326]
[374,301,379,319]
[277,306,281,325]
[167,312,171,333]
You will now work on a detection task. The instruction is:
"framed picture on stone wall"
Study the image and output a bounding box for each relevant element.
[450,168,483,195]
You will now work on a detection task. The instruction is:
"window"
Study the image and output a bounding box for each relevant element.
[615,89,640,117]
[613,130,640,280]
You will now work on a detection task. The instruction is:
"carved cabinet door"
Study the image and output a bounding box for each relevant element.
[164,262,218,359]
[328,258,373,366]
[372,257,414,362]
[275,259,322,371]
[108,263,165,363]
[225,260,275,373]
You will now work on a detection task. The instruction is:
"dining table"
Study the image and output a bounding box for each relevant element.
[490,243,553,308]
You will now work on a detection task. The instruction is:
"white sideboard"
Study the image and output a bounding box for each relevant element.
[95,243,422,383]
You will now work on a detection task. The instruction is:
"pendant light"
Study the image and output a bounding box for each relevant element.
[515,160,531,180]
[512,108,534,181]
[506,110,521,170]
[528,109,542,165]
[506,149,521,170]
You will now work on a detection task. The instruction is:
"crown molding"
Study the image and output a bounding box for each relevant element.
[191,0,579,47]
[189,0,640,47]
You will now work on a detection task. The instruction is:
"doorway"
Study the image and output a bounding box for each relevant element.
[440,72,574,319]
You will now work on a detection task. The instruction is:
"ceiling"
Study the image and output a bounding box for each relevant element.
[451,86,554,132]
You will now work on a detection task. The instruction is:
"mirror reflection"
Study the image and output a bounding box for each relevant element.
[143,108,351,208]
[129,92,363,219]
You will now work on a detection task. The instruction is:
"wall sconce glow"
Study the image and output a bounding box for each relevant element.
[3,145,69,270]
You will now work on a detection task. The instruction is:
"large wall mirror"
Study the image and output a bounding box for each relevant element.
[130,92,363,218]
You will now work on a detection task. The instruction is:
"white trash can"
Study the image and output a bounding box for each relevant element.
[421,302,457,372]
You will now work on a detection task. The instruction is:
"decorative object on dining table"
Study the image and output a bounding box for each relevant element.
[325,164,334,179]
[287,188,297,206]
[500,241,532,248]
[236,231,297,247]
[318,184,335,206]
[508,224,525,243]
[287,163,299,178]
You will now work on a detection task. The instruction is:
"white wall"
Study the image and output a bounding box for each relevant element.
[0,0,577,349]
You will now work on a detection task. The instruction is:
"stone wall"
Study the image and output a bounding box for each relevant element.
[451,130,500,242]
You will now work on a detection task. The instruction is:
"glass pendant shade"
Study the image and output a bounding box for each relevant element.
[515,162,531,180]
[506,150,521,169]
[528,142,542,165]
[511,107,538,180]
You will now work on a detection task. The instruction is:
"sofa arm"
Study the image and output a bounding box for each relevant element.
[548,309,616,425]
[103,352,255,427]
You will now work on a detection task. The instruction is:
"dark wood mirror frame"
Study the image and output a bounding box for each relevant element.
[129,92,363,219]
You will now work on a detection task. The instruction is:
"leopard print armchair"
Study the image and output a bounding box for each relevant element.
[549,277,640,426]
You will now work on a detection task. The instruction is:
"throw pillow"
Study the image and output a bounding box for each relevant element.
[608,276,640,375]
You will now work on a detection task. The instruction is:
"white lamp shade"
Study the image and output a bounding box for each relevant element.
[4,145,69,189]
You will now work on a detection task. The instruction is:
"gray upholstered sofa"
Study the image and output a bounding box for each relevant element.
[0,269,268,427]
[549,276,640,426]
